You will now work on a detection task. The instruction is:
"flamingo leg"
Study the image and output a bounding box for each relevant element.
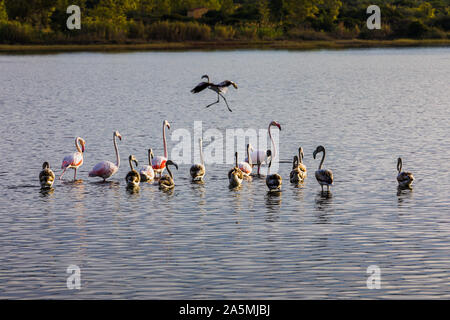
[205,94,220,108]
[219,93,232,112]
[59,167,67,180]
[74,168,77,180]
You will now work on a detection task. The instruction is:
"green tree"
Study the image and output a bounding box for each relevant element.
[284,0,321,26]
[0,0,8,22]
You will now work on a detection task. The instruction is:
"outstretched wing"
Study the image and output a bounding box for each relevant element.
[217,80,238,89]
[191,81,210,93]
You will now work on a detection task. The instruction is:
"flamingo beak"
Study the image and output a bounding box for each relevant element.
[276,123,281,131]
[82,143,85,152]
[313,150,317,159]
[118,134,122,141]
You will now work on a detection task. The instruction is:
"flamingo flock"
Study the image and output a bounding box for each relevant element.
[39,75,415,193]
[39,118,414,194]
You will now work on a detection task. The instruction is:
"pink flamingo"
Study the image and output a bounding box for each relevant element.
[88,131,122,181]
[152,120,170,178]
[60,137,86,180]
[238,143,253,177]
[245,121,281,176]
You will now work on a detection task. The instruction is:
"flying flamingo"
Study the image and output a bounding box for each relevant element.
[152,120,170,178]
[60,137,86,180]
[238,143,253,177]
[245,121,281,177]
[88,131,122,181]
[139,149,155,182]
[191,75,238,112]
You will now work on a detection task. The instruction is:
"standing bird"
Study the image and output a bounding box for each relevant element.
[125,155,140,188]
[152,120,170,178]
[88,131,122,181]
[191,75,238,112]
[60,137,86,180]
[228,152,244,188]
[190,138,205,181]
[313,145,333,192]
[139,149,155,182]
[245,121,281,177]
[238,143,253,177]
[290,147,307,184]
[39,162,55,189]
[266,150,282,191]
[397,157,414,188]
[159,160,178,190]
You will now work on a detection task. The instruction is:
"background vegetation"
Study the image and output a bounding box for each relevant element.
[0,0,449,44]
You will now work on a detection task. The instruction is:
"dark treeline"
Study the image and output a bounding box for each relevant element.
[0,0,449,44]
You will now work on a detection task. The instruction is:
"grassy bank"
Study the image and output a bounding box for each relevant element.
[0,39,449,53]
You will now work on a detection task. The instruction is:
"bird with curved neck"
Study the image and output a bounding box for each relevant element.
[159,160,178,190]
[238,143,253,177]
[125,155,140,188]
[40,162,55,189]
[245,121,281,177]
[60,137,86,180]
[397,157,414,188]
[266,150,282,191]
[290,147,307,184]
[313,145,333,192]
[139,149,155,182]
[152,120,170,178]
[228,152,244,188]
[89,131,122,181]
[191,74,238,112]
[190,138,205,181]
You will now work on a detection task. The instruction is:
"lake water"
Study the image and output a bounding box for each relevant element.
[0,48,449,299]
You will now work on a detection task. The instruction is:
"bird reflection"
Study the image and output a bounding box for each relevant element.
[397,186,413,206]
[291,182,305,201]
[39,187,54,197]
[314,191,333,223]
[265,191,282,221]
[126,185,140,194]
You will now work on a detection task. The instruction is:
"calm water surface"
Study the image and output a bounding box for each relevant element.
[0,48,449,299]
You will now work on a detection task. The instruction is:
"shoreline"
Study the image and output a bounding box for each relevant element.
[0,39,449,53]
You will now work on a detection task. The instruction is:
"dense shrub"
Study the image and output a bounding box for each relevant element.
[146,21,211,41]
[0,21,35,43]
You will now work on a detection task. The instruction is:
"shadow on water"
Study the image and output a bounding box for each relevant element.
[39,187,54,197]
[397,186,413,207]
[265,191,282,221]
[314,191,333,224]
[126,185,140,195]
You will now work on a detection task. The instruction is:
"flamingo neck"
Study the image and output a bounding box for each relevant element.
[268,124,276,160]
[235,153,238,167]
[163,123,168,159]
[298,149,303,164]
[129,158,134,171]
[397,159,402,173]
[148,151,152,165]
[268,159,272,176]
[247,145,252,166]
[199,140,204,166]
[319,150,325,170]
[166,165,173,179]
[75,137,82,153]
[114,134,120,167]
